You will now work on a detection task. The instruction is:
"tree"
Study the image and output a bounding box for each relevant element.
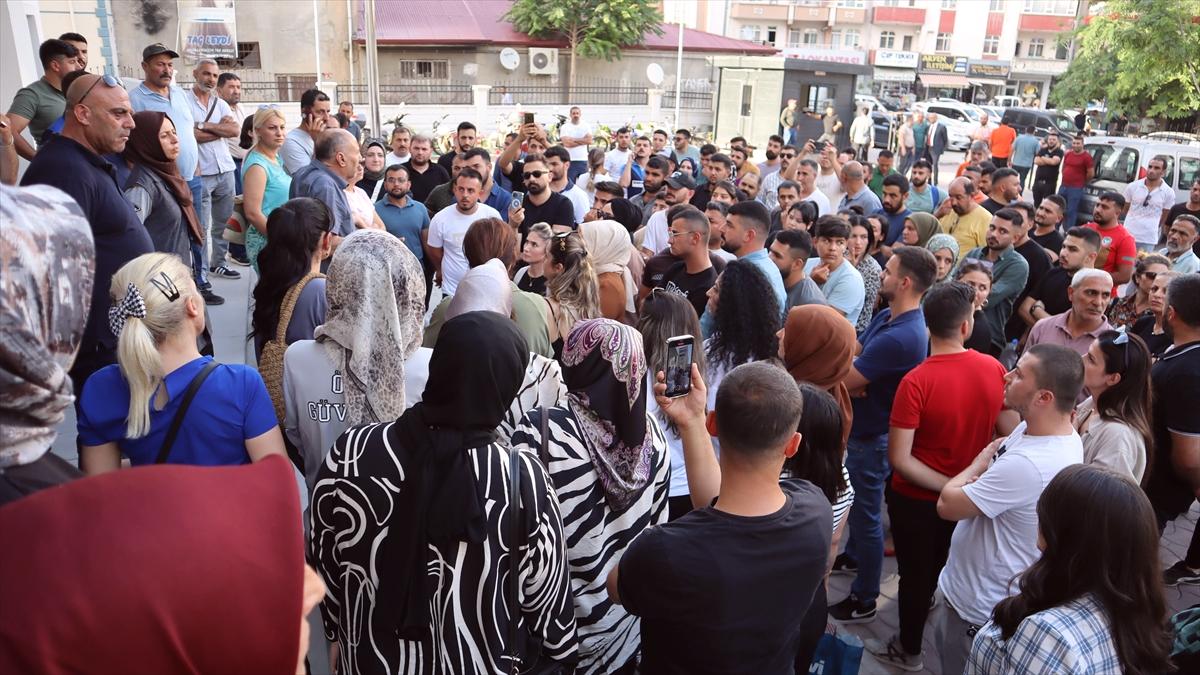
[505,0,665,90]
[1051,0,1200,119]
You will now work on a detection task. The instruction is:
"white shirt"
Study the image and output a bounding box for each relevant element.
[849,115,873,145]
[559,120,592,162]
[1123,178,1175,245]
[558,183,591,225]
[604,147,633,178]
[939,421,1083,625]
[798,187,832,216]
[641,209,670,254]
[815,171,844,207]
[186,89,236,176]
[224,102,248,161]
[427,202,502,295]
[385,151,411,168]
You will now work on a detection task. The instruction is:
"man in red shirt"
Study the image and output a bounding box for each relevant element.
[864,281,1008,672]
[1084,190,1136,290]
[989,120,1017,168]
[1057,134,1094,228]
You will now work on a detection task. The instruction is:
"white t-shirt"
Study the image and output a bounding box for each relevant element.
[938,421,1083,625]
[385,151,411,168]
[815,171,844,207]
[604,147,633,178]
[641,209,670,254]
[558,183,591,225]
[559,120,592,162]
[646,372,690,497]
[427,202,502,295]
[1123,179,1175,245]
[799,187,833,216]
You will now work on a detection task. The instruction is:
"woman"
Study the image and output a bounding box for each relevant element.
[847,215,883,332]
[1075,330,1153,484]
[639,289,708,521]
[242,106,292,270]
[122,111,202,263]
[1131,270,1176,357]
[77,253,284,473]
[0,456,326,674]
[575,147,611,198]
[967,464,1173,675]
[344,160,386,231]
[546,232,602,360]
[739,171,760,200]
[512,319,670,674]
[678,157,698,179]
[927,233,961,286]
[785,200,819,232]
[513,221,552,295]
[580,219,637,324]
[1107,254,1169,328]
[897,212,940,250]
[250,198,332,359]
[956,261,1000,357]
[282,229,425,491]
[356,138,388,202]
[310,312,577,675]
[710,180,739,205]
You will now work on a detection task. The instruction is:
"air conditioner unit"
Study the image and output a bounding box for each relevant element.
[529,48,559,76]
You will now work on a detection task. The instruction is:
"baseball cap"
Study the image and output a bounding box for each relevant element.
[665,172,697,190]
[142,43,180,61]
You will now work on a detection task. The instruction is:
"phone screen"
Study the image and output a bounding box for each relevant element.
[664,337,694,398]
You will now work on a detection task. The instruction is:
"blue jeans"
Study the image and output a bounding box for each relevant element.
[187,177,210,289]
[844,433,890,603]
[233,157,243,195]
[568,160,588,185]
[1059,185,1085,228]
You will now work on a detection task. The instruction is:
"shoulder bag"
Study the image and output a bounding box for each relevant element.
[155,360,220,464]
[260,272,324,422]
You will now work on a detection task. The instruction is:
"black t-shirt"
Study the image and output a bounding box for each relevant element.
[981,197,1006,215]
[618,480,832,675]
[521,192,576,234]
[1131,314,1173,357]
[1033,147,1064,184]
[436,151,457,175]
[1029,265,1074,317]
[1005,239,1053,341]
[516,270,547,296]
[967,309,1000,356]
[690,184,713,210]
[642,251,718,319]
[403,161,450,204]
[1145,342,1200,521]
[1029,228,1065,257]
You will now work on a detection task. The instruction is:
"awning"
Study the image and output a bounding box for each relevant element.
[873,66,916,83]
[919,73,969,88]
[968,78,1008,88]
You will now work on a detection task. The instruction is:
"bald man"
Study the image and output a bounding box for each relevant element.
[289,128,359,237]
[838,160,883,214]
[20,72,154,395]
[937,177,992,252]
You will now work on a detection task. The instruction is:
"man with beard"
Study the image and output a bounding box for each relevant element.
[545,145,590,224]
[962,209,1031,348]
[794,159,832,217]
[1161,215,1200,274]
[867,150,899,201]
[771,181,802,233]
[6,38,80,159]
[1083,191,1135,289]
[375,164,433,291]
[635,155,670,225]
[691,153,733,209]
[403,133,450,203]
[560,105,593,183]
[981,168,1022,215]
[1001,201,1052,342]
[837,161,882,215]
[758,134,784,176]
[874,173,912,250]
[758,144,798,210]
[436,121,477,175]
[426,168,501,296]
[1018,226,1101,331]
[938,177,991,253]
[1030,133,1063,207]
[509,153,576,235]
[905,160,942,214]
[619,135,651,199]
[186,58,241,281]
[641,172,697,256]
[1028,194,1067,261]
[386,125,412,167]
[713,200,786,320]
[640,206,717,318]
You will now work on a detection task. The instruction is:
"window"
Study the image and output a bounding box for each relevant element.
[1177,157,1199,190]
[803,29,820,45]
[879,31,895,49]
[805,84,836,111]
[837,0,865,7]
[941,0,957,8]
[398,60,449,80]
[989,0,1004,10]
[767,26,778,44]
[902,35,913,50]
[741,25,762,42]
[936,32,952,52]
[1023,0,1077,14]
[218,41,260,69]
[1027,37,1045,57]
[830,29,842,47]
[788,29,802,48]
[740,84,753,117]
[1092,146,1141,184]
[844,29,861,48]
[983,34,1000,55]
[1055,40,1070,60]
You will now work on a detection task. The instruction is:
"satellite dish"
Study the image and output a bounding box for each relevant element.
[646,63,665,86]
[500,48,520,71]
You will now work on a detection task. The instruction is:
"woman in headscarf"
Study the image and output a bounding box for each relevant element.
[122,110,203,263]
[0,184,92,505]
[511,318,669,675]
[897,212,941,250]
[580,219,637,324]
[310,312,578,675]
[356,138,388,201]
[282,228,425,491]
[0,455,325,674]
[926,233,961,286]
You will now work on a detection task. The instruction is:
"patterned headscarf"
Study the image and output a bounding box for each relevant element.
[0,185,95,468]
[315,229,426,426]
[926,233,961,283]
[561,318,655,510]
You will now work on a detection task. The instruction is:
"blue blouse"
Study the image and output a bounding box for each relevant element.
[78,356,278,467]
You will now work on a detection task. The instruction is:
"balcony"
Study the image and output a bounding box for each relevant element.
[1019,14,1075,32]
[730,2,789,22]
[872,6,926,26]
[790,5,831,24]
[834,7,866,24]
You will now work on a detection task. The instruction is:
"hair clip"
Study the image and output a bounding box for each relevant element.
[107,283,147,336]
[148,271,181,302]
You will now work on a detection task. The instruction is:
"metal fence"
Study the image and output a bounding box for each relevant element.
[489,86,648,106]
[340,83,473,105]
[663,90,714,111]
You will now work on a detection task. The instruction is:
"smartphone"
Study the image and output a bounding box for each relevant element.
[510,191,525,211]
[522,112,535,126]
[664,335,695,398]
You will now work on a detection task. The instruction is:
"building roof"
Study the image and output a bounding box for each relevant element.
[359,0,777,55]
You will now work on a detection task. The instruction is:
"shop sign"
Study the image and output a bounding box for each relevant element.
[919,54,967,73]
[874,49,919,69]
[967,60,1012,79]
[783,47,867,65]
[178,0,238,62]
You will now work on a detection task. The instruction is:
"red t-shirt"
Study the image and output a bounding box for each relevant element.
[1060,149,1093,188]
[889,350,1007,501]
[1085,221,1136,292]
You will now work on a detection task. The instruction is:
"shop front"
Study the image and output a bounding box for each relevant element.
[917,54,969,100]
[1009,57,1069,108]
[869,49,919,104]
[779,52,872,149]
[966,60,1011,105]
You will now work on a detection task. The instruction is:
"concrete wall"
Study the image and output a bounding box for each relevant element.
[2,0,46,179]
[38,0,115,74]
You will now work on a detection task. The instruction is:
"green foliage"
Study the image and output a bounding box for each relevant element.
[1051,0,1200,118]
[505,0,664,62]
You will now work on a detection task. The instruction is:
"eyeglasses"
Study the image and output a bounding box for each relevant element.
[75,74,124,105]
[523,170,548,179]
[666,229,692,239]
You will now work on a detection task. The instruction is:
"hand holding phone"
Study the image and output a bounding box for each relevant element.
[510,191,525,213]
[664,335,695,398]
[522,112,535,126]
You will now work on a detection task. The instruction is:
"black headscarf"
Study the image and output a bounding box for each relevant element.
[608,198,643,236]
[382,311,530,639]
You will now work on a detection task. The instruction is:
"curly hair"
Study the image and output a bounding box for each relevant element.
[706,259,781,369]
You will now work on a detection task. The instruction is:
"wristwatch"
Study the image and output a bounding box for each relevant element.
[197,122,205,131]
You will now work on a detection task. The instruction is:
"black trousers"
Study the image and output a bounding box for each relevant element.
[888,485,958,655]
[1031,179,1055,207]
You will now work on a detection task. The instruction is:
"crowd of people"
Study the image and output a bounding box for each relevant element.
[3,35,1200,675]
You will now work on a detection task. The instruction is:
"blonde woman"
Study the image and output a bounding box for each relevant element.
[545,232,602,360]
[242,106,292,270]
[77,253,284,474]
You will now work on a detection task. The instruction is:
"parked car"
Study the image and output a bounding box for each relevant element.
[978,105,1007,123]
[991,95,1022,108]
[1001,108,1078,139]
[871,110,893,149]
[1074,137,1200,226]
[913,100,978,151]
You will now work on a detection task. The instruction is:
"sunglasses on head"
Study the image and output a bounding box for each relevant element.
[523,170,548,180]
[75,74,124,105]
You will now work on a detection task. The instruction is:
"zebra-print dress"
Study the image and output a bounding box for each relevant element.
[510,406,670,675]
[309,422,579,674]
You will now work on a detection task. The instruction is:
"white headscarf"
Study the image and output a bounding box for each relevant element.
[446,259,513,320]
[580,219,637,315]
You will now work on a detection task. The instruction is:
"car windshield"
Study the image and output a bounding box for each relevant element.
[1051,115,1076,135]
[1089,145,1140,183]
[962,107,981,122]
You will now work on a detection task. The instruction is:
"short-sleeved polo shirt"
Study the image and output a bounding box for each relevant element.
[128,83,200,180]
[6,78,66,148]
[376,197,431,261]
[850,308,928,439]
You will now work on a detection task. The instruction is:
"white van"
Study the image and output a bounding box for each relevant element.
[912,100,980,151]
[1075,137,1200,225]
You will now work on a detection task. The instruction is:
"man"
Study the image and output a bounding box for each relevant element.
[1162,215,1200,274]
[925,113,949,185]
[769,181,803,234]
[6,39,79,159]
[691,153,732,209]
[989,117,1016,168]
[934,343,1084,674]
[955,141,991,179]
[641,206,717,318]
[696,144,718,187]
[1010,126,1040,191]
[1018,226,1101,330]
[609,362,832,675]
[1001,201,1052,341]
[849,108,873,162]
[1031,133,1063,207]
[290,129,358,240]
[584,181,624,223]
[729,146,758,180]
[867,150,898,200]
[705,201,736,263]
[1084,190,1136,288]
[910,111,928,164]
[758,134,784,176]
[336,100,361,140]
[938,177,991,253]
[282,88,331,175]
[1057,134,1094,228]
[509,153,576,235]
[905,160,942,215]
[375,164,431,286]
[769,229,827,312]
[641,172,697,256]
[672,128,701,169]
[1124,155,1176,251]
[962,209,1031,347]
[186,58,241,281]
[875,174,913,250]
[559,105,593,183]
[896,114,915,175]
[980,167,1022,214]
[603,126,634,178]
[837,161,883,215]
[217,73,247,198]
[970,112,993,144]
[780,99,799,145]
[651,128,671,158]
[812,142,845,206]
[1166,177,1200,231]
[817,104,843,144]
[403,133,450,204]
[1026,268,1113,355]
[59,31,88,69]
[758,144,798,210]
[636,155,670,225]
[435,121,477,175]
[620,136,651,198]
[386,125,412,167]
[792,159,832,217]
[804,216,866,325]
[21,72,152,395]
[1029,193,1067,259]
[865,281,1007,672]
[422,152,466,216]
[545,145,590,224]
[426,168,502,296]
[716,201,787,319]
[463,147,511,220]
[829,247,936,625]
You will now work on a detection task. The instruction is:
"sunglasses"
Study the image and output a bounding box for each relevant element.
[75,74,124,105]
[1142,271,1158,281]
[523,170,548,180]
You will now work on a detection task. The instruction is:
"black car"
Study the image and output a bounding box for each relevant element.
[1001,108,1077,138]
[871,111,893,149]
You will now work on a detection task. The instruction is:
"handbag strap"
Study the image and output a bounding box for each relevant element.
[275,272,324,342]
[155,360,220,464]
[538,405,550,467]
[506,443,523,674]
